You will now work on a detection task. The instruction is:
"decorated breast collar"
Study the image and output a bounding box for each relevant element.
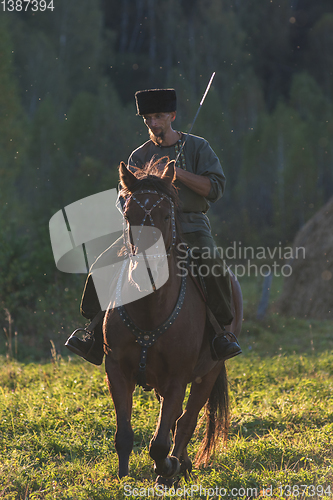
[116,256,187,391]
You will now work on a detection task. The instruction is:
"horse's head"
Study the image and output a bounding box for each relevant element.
[118,158,180,292]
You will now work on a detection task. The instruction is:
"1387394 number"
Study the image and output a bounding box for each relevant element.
[1,0,54,11]
[279,485,331,497]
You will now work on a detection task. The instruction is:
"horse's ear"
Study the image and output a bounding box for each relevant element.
[161,160,175,185]
[119,161,137,190]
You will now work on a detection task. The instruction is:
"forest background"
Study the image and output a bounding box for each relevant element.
[1,0,333,358]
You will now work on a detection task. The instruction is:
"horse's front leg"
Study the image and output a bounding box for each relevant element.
[105,355,135,478]
[149,384,185,478]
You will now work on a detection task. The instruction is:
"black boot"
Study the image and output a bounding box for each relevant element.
[211,332,242,361]
[65,321,104,365]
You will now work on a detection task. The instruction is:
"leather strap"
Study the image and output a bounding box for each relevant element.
[85,310,105,333]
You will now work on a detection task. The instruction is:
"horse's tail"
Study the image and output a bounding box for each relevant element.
[195,364,229,467]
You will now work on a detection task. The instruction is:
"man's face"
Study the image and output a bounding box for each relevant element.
[142,112,176,143]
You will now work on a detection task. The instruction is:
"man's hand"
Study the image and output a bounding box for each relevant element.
[175,167,211,197]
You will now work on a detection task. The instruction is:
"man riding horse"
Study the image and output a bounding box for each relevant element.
[65,88,241,365]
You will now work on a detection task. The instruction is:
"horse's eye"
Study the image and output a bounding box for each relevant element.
[164,214,171,221]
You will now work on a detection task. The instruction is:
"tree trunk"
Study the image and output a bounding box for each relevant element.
[119,0,129,53]
[128,0,145,52]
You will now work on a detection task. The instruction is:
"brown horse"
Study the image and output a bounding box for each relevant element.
[103,159,243,481]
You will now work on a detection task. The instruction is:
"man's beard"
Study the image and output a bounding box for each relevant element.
[149,128,165,145]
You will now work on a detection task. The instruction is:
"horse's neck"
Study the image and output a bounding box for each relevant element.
[156,253,180,295]
[141,254,180,306]
[125,254,181,329]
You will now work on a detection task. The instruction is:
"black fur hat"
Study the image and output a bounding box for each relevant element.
[135,89,177,115]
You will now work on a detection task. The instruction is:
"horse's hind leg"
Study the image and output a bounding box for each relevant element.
[170,421,192,481]
[171,363,226,467]
[178,447,192,481]
[105,357,135,478]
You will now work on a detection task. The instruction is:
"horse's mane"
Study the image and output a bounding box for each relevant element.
[119,156,179,206]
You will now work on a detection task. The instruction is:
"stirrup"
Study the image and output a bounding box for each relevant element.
[65,328,96,357]
[66,327,95,341]
[211,328,241,361]
[66,308,105,345]
[223,329,240,345]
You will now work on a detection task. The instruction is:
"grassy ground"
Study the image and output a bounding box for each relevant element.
[1,275,333,499]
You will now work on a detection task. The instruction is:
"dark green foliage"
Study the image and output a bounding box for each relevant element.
[1,0,333,352]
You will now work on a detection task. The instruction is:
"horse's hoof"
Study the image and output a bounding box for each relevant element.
[169,456,181,477]
[155,475,175,488]
[154,456,180,478]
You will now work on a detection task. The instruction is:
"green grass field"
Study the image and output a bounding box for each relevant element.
[1,276,333,499]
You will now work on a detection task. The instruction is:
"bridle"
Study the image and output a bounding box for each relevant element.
[123,189,177,259]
